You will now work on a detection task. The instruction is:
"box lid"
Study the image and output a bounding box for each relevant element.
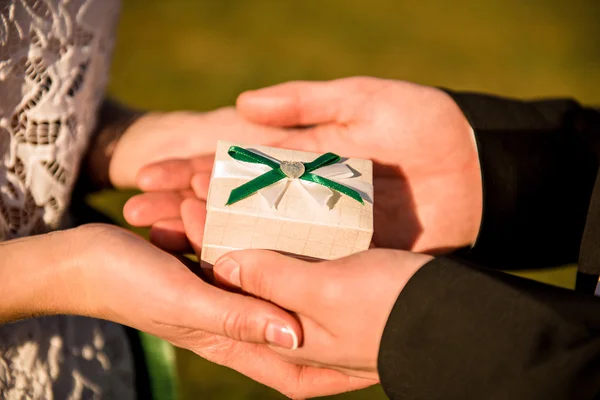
[206,141,374,232]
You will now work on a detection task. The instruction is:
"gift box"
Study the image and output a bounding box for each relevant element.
[200,141,374,268]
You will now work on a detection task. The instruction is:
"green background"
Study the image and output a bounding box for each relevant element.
[99,0,600,398]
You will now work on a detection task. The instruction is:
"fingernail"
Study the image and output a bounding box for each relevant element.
[266,322,299,350]
[214,258,241,288]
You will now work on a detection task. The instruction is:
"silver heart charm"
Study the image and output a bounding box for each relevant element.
[280,161,305,179]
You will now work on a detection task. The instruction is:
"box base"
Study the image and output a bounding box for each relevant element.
[201,245,323,269]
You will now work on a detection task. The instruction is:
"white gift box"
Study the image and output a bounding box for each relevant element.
[200,141,374,268]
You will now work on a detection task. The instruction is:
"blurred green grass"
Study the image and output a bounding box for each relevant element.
[101,0,600,398]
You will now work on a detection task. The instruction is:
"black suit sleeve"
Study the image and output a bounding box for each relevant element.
[378,257,600,400]
[444,91,600,269]
[376,95,600,399]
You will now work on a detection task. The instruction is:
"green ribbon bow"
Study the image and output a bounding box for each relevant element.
[226,146,364,206]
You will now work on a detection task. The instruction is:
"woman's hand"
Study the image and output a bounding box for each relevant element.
[125,78,483,254]
[0,224,300,347]
[211,247,433,382]
[76,225,305,348]
[107,107,294,189]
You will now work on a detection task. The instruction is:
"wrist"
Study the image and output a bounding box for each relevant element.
[0,229,87,322]
[108,111,166,188]
[84,99,144,190]
[369,251,433,379]
[438,89,483,247]
[462,124,483,247]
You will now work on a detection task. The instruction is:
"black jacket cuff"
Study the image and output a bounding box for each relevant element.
[444,91,596,268]
[377,257,600,400]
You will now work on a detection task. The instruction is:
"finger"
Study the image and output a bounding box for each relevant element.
[236,80,346,127]
[180,198,207,256]
[176,274,302,350]
[191,172,211,199]
[143,233,303,349]
[199,340,375,399]
[180,198,220,283]
[149,219,192,253]
[181,334,373,399]
[213,250,317,313]
[123,190,195,227]
[136,155,214,192]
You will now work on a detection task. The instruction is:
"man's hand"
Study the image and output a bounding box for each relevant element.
[125,77,482,254]
[211,247,432,382]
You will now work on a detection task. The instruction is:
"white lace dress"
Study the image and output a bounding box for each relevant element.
[0,0,135,398]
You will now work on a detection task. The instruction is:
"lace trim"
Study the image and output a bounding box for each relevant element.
[0,0,120,239]
[0,1,135,399]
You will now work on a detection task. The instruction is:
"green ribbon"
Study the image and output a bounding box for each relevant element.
[225,146,364,206]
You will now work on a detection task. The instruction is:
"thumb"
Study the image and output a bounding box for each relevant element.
[237,80,347,127]
[214,250,318,313]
